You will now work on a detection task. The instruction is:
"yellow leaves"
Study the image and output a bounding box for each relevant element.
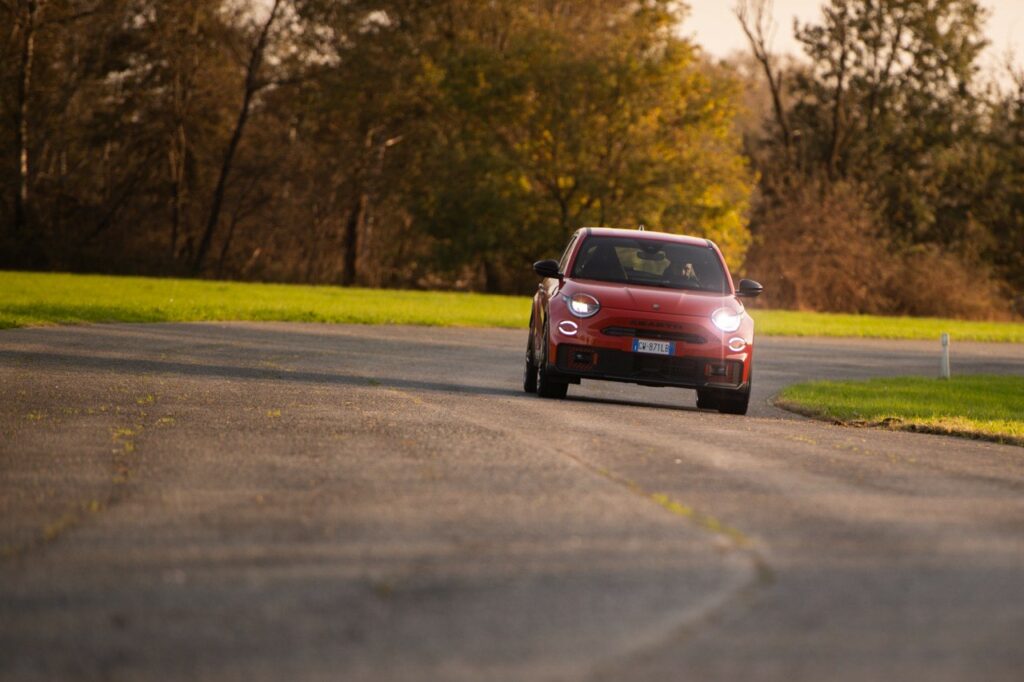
[417,56,445,90]
[475,69,489,92]
[698,185,725,209]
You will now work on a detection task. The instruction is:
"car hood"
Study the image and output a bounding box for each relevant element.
[564,279,741,317]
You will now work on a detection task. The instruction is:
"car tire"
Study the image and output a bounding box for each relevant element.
[537,365,569,399]
[536,323,568,399]
[695,389,720,410]
[523,332,538,393]
[718,375,752,416]
[697,384,751,415]
[717,388,750,415]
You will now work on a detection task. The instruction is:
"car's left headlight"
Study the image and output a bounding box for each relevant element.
[563,293,600,318]
[711,308,742,333]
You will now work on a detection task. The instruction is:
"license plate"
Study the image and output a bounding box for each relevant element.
[632,338,674,355]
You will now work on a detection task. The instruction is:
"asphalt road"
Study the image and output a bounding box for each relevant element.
[1,322,1023,681]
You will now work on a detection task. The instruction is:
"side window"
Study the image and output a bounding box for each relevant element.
[557,233,579,274]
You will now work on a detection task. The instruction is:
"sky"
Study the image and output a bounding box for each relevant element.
[684,0,1024,79]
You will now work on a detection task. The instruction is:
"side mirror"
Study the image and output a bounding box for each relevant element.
[737,279,763,298]
[533,259,561,279]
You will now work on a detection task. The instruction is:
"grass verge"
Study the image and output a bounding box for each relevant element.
[2,271,1024,342]
[776,375,1024,446]
[0,271,528,329]
[752,309,1024,343]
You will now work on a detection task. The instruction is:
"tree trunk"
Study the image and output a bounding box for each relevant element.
[215,211,239,278]
[192,0,281,275]
[168,2,201,260]
[13,0,42,238]
[827,6,850,179]
[342,188,366,287]
[481,257,500,292]
[736,0,791,150]
[169,129,186,257]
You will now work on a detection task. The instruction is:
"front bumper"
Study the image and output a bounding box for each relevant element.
[547,305,753,390]
[554,344,747,389]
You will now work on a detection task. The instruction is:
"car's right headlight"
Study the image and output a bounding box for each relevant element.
[711,308,742,333]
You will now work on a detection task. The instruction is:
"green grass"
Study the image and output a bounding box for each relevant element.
[0,271,528,329]
[777,375,1024,446]
[1,271,1024,342]
[752,309,1024,343]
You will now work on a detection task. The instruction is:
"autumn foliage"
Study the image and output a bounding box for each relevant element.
[0,0,1021,318]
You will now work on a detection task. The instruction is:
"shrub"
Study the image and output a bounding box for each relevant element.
[744,177,1008,320]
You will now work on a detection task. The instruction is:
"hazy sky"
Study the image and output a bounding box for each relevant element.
[685,0,1023,77]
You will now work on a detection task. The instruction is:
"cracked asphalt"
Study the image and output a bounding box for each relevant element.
[1,322,1023,681]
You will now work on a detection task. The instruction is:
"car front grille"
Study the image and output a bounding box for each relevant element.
[602,326,706,345]
[555,344,739,387]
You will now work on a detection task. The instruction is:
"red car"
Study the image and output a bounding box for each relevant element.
[524,227,763,414]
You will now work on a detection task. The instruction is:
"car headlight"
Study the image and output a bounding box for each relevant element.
[711,308,742,333]
[563,293,600,318]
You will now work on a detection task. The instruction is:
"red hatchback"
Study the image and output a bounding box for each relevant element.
[524,227,763,414]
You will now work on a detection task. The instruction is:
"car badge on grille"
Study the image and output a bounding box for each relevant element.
[652,304,660,310]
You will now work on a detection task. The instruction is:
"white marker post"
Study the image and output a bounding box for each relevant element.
[939,333,951,380]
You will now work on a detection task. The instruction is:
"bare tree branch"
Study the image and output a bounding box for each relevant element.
[735,0,791,149]
[193,0,285,275]
[826,1,851,179]
[12,0,45,238]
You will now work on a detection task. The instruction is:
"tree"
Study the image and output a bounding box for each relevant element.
[735,0,792,151]
[9,0,43,239]
[1,0,757,295]
[2,0,103,254]
[789,0,989,243]
[192,0,285,275]
[973,65,1024,291]
[738,0,1017,317]
[417,0,753,287]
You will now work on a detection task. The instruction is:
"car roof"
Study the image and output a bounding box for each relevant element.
[579,227,714,249]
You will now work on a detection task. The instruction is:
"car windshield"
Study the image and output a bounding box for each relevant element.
[570,235,729,293]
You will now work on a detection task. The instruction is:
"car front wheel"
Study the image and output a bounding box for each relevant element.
[717,385,750,415]
[695,389,720,411]
[536,322,568,399]
[697,382,751,416]
[523,333,538,393]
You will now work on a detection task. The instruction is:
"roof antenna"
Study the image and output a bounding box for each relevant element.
[637,223,645,231]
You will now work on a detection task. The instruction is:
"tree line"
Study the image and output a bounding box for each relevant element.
[1,0,1021,318]
[736,0,1023,318]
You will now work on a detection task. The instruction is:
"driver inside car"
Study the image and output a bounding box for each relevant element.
[662,258,699,284]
